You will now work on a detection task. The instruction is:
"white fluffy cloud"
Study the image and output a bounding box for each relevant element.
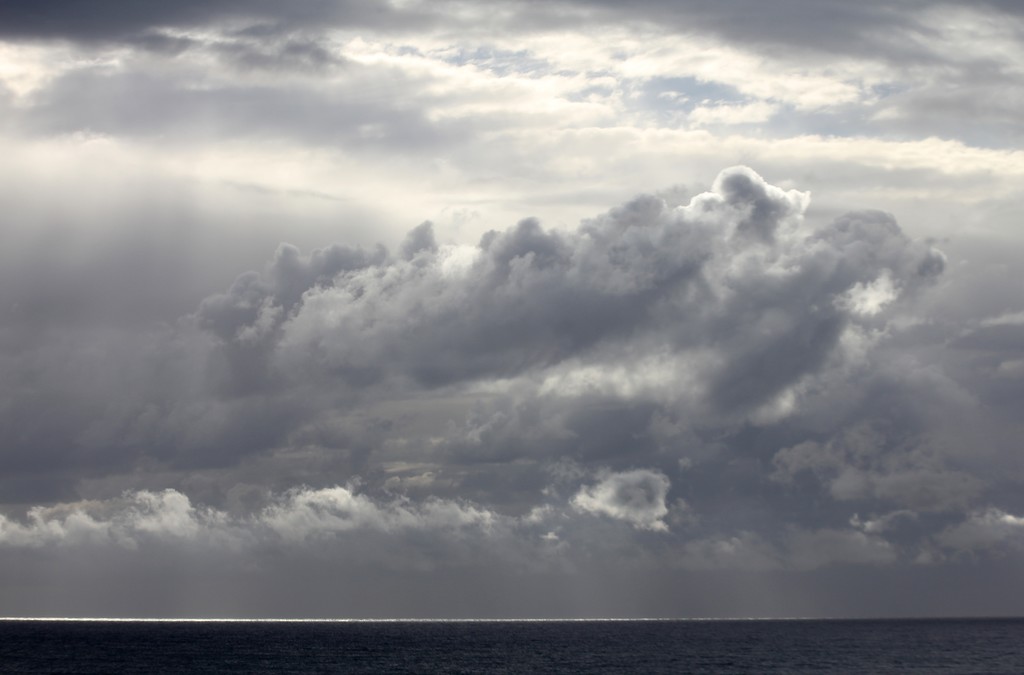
[572,469,672,531]
[0,482,916,573]
[0,486,502,552]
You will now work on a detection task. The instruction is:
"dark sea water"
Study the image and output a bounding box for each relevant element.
[1,617,1022,674]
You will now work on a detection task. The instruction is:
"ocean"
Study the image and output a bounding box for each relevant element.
[1,617,1022,673]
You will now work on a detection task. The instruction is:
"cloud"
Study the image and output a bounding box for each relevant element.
[936,508,1024,552]
[572,469,671,531]
[196,241,387,343]
[0,490,218,549]
[0,486,503,554]
[771,423,984,512]
[215,167,945,422]
[0,0,435,43]
[260,485,497,542]
[688,101,778,127]
[0,163,959,545]
[786,527,897,569]
[0,483,917,573]
[1,0,1023,620]
[0,165,950,508]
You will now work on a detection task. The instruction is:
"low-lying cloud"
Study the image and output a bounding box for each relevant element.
[2,165,1021,618]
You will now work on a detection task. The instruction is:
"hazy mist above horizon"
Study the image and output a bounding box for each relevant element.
[1,0,1023,618]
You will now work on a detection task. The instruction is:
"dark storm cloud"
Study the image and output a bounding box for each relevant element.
[178,167,951,523]
[247,168,943,414]
[9,164,1024,622]
[7,0,1018,70]
[951,322,1024,353]
[0,0,434,43]
[771,423,984,513]
[3,0,1024,621]
[197,241,387,342]
[0,167,945,500]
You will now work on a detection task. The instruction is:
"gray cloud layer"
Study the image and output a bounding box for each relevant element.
[200,168,941,408]
[1,163,1021,616]
[0,0,433,42]
[2,0,1023,618]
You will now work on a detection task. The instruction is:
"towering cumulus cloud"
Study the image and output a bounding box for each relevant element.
[199,167,943,416]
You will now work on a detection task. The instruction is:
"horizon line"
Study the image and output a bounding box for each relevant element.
[2,616,1021,623]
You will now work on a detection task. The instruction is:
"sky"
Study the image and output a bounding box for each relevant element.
[1,0,1023,619]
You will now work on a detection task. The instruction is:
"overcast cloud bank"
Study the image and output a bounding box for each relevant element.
[3,168,1019,601]
[2,0,1023,618]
